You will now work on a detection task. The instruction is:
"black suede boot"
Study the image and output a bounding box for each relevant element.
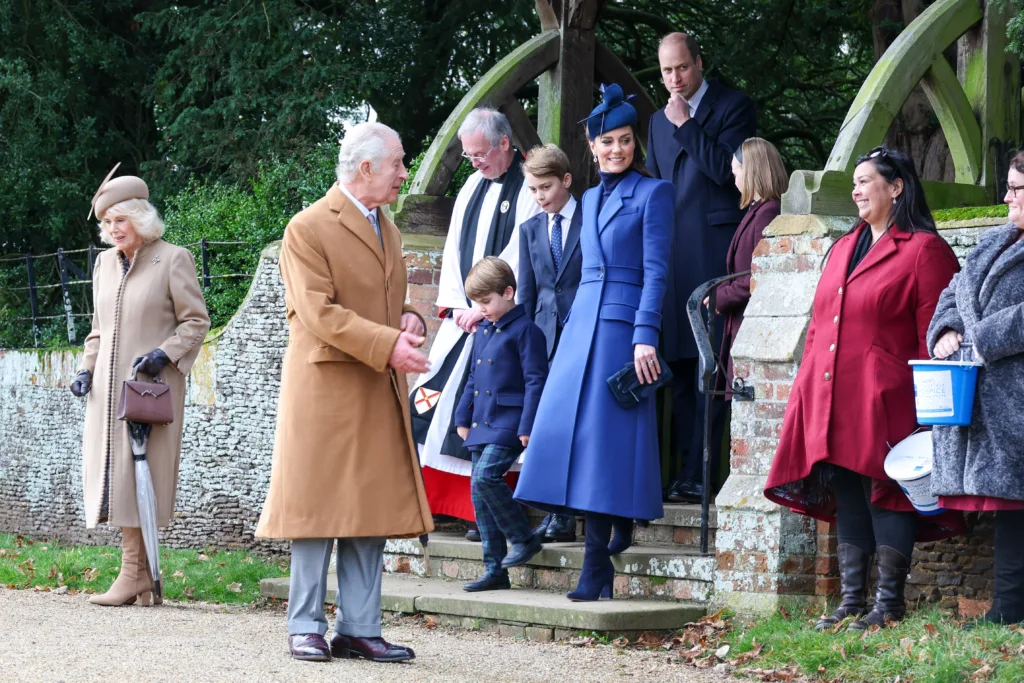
[815,544,872,631]
[986,511,1024,625]
[849,545,910,630]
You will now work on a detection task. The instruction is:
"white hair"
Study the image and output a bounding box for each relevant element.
[336,122,402,184]
[458,108,512,147]
[97,198,165,246]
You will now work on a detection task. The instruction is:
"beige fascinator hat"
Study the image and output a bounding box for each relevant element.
[88,163,150,220]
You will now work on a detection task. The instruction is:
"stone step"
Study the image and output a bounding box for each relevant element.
[260,573,706,639]
[499,503,717,550]
[383,532,716,602]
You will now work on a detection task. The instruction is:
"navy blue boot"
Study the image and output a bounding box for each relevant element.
[607,517,634,555]
[567,514,614,602]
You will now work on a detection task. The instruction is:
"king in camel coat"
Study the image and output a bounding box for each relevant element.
[255,184,434,540]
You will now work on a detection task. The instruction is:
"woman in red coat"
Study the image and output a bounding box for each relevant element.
[764,147,962,631]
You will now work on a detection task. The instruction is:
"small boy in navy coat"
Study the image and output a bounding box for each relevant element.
[518,143,584,542]
[455,256,548,592]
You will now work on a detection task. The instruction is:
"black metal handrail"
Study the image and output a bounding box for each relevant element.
[685,270,756,556]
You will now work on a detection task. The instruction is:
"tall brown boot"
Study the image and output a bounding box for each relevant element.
[89,527,155,606]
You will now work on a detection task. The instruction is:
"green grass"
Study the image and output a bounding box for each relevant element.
[0,533,288,604]
[933,204,1009,223]
[726,608,1024,683]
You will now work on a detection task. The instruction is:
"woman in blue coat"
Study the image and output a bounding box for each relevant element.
[514,84,674,601]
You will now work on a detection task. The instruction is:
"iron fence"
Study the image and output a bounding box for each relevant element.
[0,240,253,347]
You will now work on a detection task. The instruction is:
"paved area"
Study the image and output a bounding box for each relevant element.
[0,588,725,682]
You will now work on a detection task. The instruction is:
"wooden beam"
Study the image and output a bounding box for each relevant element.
[920,57,983,184]
[957,0,1022,198]
[499,97,543,153]
[825,0,982,173]
[538,0,599,195]
[407,31,560,198]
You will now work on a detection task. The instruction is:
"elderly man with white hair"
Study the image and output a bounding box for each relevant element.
[409,108,541,535]
[255,122,434,663]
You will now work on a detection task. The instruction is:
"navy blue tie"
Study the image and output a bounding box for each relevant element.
[550,214,563,271]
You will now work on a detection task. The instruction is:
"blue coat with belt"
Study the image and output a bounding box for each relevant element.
[513,171,674,521]
[646,80,756,360]
[517,209,584,359]
[454,304,549,451]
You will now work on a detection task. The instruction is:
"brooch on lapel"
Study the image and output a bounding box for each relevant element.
[500,200,510,214]
[151,255,161,265]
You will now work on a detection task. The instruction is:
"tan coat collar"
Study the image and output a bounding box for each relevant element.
[327,184,391,276]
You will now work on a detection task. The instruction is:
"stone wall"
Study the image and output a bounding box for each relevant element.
[0,235,445,551]
[719,215,1007,615]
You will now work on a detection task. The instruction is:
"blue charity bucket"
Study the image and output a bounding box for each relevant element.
[884,431,942,515]
[908,345,982,427]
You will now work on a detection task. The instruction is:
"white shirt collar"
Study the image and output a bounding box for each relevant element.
[338,183,377,221]
[688,79,710,117]
[549,195,577,226]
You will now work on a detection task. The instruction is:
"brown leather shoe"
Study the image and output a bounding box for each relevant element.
[331,634,415,662]
[289,634,331,661]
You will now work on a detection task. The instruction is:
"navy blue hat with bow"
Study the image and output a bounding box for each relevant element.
[581,83,638,139]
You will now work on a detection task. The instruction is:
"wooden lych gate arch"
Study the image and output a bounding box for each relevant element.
[392,0,655,233]
[785,0,1021,215]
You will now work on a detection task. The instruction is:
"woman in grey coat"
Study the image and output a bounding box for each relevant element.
[927,151,1024,625]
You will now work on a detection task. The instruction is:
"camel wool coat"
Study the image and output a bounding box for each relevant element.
[255,185,434,540]
[80,240,210,528]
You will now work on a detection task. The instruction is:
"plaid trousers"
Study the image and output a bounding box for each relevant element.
[471,444,532,577]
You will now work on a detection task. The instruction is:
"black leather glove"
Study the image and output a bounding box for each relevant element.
[70,370,92,397]
[132,348,171,377]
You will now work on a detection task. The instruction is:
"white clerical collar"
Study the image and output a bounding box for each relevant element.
[688,79,710,117]
[338,183,377,221]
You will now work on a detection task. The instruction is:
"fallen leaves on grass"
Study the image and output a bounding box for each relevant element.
[969,661,994,681]
[172,570,185,579]
[226,582,242,593]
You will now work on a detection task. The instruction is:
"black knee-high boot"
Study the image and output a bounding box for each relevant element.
[815,544,872,630]
[849,545,910,630]
[567,514,614,601]
[988,510,1024,624]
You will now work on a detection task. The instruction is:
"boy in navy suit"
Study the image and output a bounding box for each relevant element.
[455,257,549,591]
[518,144,584,542]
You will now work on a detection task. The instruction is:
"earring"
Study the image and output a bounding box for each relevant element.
[593,154,598,163]
[892,197,897,204]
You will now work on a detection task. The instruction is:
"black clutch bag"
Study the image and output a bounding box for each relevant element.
[606,353,674,409]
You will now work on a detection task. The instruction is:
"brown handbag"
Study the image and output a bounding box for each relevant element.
[116,369,174,425]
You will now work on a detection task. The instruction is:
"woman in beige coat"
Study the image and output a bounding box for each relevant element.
[70,166,210,606]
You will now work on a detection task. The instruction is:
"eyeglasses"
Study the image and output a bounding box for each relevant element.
[461,146,494,163]
[1007,184,1024,198]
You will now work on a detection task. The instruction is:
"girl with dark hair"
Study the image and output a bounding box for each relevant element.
[764,146,963,630]
[926,151,1024,625]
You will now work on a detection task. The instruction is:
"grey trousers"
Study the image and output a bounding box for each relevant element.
[286,537,386,638]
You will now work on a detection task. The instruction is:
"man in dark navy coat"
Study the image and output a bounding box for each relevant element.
[646,32,757,503]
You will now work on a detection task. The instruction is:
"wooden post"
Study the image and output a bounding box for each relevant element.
[200,238,211,289]
[25,253,39,347]
[57,249,76,344]
[957,0,1022,199]
[537,0,599,195]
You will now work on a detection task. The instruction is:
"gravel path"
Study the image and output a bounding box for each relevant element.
[1,588,727,683]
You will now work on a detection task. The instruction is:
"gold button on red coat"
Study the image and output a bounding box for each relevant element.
[824,372,832,381]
